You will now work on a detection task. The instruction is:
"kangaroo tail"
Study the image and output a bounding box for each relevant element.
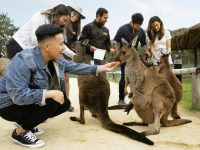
[108,104,127,110]
[99,114,154,145]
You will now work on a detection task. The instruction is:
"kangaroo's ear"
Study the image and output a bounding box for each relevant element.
[128,36,138,48]
[121,38,128,46]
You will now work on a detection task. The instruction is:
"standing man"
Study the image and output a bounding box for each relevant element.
[0,24,119,148]
[79,7,115,65]
[113,13,149,105]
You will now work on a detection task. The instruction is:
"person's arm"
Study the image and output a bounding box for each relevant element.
[106,34,116,54]
[61,44,76,59]
[30,12,49,46]
[61,28,76,59]
[62,59,119,75]
[165,30,172,54]
[113,27,124,43]
[166,39,171,54]
[140,29,149,54]
[112,27,125,55]
[104,29,111,52]
[150,43,159,60]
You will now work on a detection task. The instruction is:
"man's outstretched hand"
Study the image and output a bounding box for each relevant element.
[97,61,120,72]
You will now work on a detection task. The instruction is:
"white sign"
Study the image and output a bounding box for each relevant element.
[93,49,106,60]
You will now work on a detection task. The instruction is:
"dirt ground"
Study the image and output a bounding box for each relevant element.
[0,78,200,150]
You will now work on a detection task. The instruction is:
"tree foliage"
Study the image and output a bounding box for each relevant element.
[0,12,18,57]
[170,28,187,36]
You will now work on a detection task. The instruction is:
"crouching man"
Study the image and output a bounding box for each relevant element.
[0,24,119,148]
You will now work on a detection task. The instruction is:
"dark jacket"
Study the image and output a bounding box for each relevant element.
[66,21,79,48]
[79,20,111,57]
[114,23,147,48]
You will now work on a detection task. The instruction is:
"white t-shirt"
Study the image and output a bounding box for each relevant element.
[153,29,172,50]
[13,12,49,49]
[152,29,173,64]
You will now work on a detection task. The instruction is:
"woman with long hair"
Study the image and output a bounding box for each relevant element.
[6,4,74,59]
[64,6,85,103]
[65,6,85,48]
[147,16,173,66]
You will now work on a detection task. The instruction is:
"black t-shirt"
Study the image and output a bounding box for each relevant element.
[114,23,147,48]
[79,20,111,57]
[47,61,60,90]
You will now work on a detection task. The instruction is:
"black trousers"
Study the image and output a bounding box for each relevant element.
[6,38,23,59]
[0,98,71,130]
[119,62,126,101]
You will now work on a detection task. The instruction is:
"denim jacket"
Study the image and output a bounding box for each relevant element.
[0,47,97,109]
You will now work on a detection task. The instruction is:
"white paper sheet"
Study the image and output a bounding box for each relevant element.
[93,49,106,60]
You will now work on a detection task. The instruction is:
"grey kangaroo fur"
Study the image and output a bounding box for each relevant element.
[115,38,192,136]
[158,53,182,119]
[69,41,154,145]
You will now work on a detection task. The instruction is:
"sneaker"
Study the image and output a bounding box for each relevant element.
[31,127,44,136]
[11,129,45,148]
[14,123,44,135]
[68,105,74,112]
[118,100,126,105]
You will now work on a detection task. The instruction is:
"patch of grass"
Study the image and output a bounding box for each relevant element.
[181,77,200,112]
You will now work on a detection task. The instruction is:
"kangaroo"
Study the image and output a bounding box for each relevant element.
[132,52,182,119]
[116,38,192,136]
[69,41,154,145]
[158,54,182,119]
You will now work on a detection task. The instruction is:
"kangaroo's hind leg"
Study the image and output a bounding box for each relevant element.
[171,102,181,119]
[141,109,161,136]
[70,105,85,124]
[161,112,192,127]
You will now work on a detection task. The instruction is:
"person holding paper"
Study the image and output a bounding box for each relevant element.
[79,8,116,65]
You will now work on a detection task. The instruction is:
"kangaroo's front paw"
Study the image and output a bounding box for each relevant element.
[128,92,133,98]
[124,102,134,115]
[70,116,78,121]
